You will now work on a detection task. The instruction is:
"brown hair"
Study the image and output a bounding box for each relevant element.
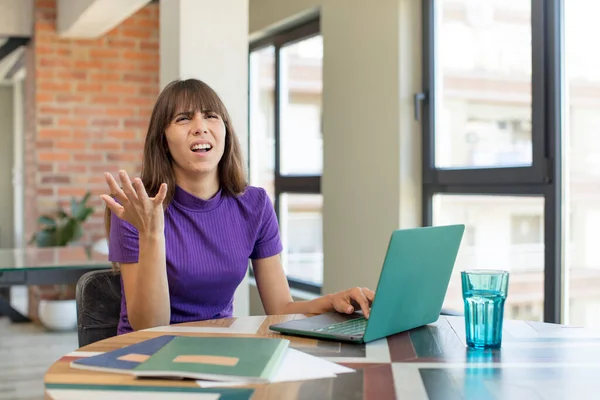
[104,79,247,269]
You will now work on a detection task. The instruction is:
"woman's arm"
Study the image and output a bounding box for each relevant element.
[119,233,170,330]
[102,170,171,331]
[252,254,374,318]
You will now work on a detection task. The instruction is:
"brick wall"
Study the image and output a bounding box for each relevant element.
[26,0,159,319]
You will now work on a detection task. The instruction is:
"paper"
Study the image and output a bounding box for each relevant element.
[196,348,355,388]
[503,320,600,340]
[46,389,221,400]
[145,316,266,335]
[65,351,104,358]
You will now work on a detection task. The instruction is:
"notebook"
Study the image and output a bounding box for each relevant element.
[71,335,290,383]
[70,335,177,374]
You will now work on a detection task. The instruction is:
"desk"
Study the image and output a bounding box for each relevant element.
[0,246,111,321]
[44,314,600,399]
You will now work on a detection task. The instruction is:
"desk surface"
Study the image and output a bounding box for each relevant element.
[44,314,600,400]
[0,246,111,271]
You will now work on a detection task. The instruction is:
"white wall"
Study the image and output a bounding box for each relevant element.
[248,0,422,312]
[321,0,421,293]
[56,0,152,38]
[0,0,33,37]
[161,0,250,316]
[249,0,320,40]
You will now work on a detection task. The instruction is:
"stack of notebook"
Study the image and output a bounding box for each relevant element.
[70,335,290,383]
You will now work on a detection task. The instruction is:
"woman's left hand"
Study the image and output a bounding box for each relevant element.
[329,287,375,319]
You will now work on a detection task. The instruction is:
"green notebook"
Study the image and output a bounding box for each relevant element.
[131,336,289,383]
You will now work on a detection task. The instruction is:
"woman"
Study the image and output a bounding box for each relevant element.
[102,78,374,334]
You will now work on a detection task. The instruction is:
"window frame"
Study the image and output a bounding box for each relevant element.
[249,18,323,294]
[420,0,564,323]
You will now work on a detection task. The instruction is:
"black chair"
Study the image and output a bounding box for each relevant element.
[75,269,122,347]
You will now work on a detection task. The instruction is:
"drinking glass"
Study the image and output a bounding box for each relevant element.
[461,270,509,349]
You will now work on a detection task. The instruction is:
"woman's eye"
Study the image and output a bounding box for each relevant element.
[176,116,190,122]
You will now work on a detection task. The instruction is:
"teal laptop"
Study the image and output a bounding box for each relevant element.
[269,224,465,343]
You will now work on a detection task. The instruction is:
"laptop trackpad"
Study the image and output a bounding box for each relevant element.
[274,311,364,331]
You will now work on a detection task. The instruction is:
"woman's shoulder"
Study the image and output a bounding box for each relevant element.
[230,185,271,206]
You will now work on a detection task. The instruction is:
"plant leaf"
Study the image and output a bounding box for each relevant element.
[81,191,91,205]
[70,197,79,220]
[72,222,84,243]
[32,191,94,247]
[37,215,56,227]
[78,207,95,222]
[73,193,94,221]
[58,219,84,246]
[35,230,57,247]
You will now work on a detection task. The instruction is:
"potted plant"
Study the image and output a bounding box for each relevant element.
[29,191,95,331]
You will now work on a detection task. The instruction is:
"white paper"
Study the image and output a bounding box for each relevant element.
[144,316,266,335]
[65,351,104,358]
[196,348,355,388]
[503,320,600,339]
[47,389,220,400]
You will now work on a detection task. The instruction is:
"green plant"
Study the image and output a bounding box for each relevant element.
[30,191,95,247]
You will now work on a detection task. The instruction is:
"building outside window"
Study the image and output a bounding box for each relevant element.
[249,20,323,291]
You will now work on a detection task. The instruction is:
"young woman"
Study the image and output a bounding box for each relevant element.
[102,78,374,334]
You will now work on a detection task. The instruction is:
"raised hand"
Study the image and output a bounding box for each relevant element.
[100,170,168,236]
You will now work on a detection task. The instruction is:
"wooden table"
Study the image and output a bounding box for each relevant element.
[44,314,600,399]
[0,246,110,322]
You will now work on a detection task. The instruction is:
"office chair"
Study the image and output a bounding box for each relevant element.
[75,269,122,347]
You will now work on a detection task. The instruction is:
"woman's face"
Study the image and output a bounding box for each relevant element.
[165,109,226,178]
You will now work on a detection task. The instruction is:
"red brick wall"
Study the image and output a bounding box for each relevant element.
[26,0,159,319]
[29,0,158,243]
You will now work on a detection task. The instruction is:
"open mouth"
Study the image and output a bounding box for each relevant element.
[191,143,212,153]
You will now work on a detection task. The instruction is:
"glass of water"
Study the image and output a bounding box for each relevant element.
[461,270,509,349]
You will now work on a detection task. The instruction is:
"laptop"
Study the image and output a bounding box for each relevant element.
[269,224,465,343]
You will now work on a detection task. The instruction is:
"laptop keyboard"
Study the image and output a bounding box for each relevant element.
[312,317,367,336]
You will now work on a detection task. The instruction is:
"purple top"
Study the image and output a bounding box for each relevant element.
[108,185,283,334]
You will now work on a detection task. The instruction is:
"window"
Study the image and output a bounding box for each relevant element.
[249,19,323,292]
[422,0,562,322]
[280,194,323,285]
[510,215,543,245]
[565,0,600,329]
[432,194,544,320]
[249,46,275,200]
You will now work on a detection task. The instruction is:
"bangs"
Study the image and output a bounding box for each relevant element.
[164,80,228,123]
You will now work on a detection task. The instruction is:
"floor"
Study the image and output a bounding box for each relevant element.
[0,317,78,400]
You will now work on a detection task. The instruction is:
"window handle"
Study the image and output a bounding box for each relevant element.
[414,92,427,121]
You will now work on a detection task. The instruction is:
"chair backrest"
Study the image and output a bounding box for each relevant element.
[76,269,122,347]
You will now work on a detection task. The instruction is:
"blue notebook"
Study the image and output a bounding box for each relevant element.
[69,335,290,383]
[70,335,176,373]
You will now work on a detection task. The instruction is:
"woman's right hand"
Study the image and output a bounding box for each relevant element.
[100,170,168,237]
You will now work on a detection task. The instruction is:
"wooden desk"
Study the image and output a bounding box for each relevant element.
[44,314,600,399]
[0,246,111,321]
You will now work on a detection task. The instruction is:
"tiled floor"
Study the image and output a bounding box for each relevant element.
[0,317,78,400]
